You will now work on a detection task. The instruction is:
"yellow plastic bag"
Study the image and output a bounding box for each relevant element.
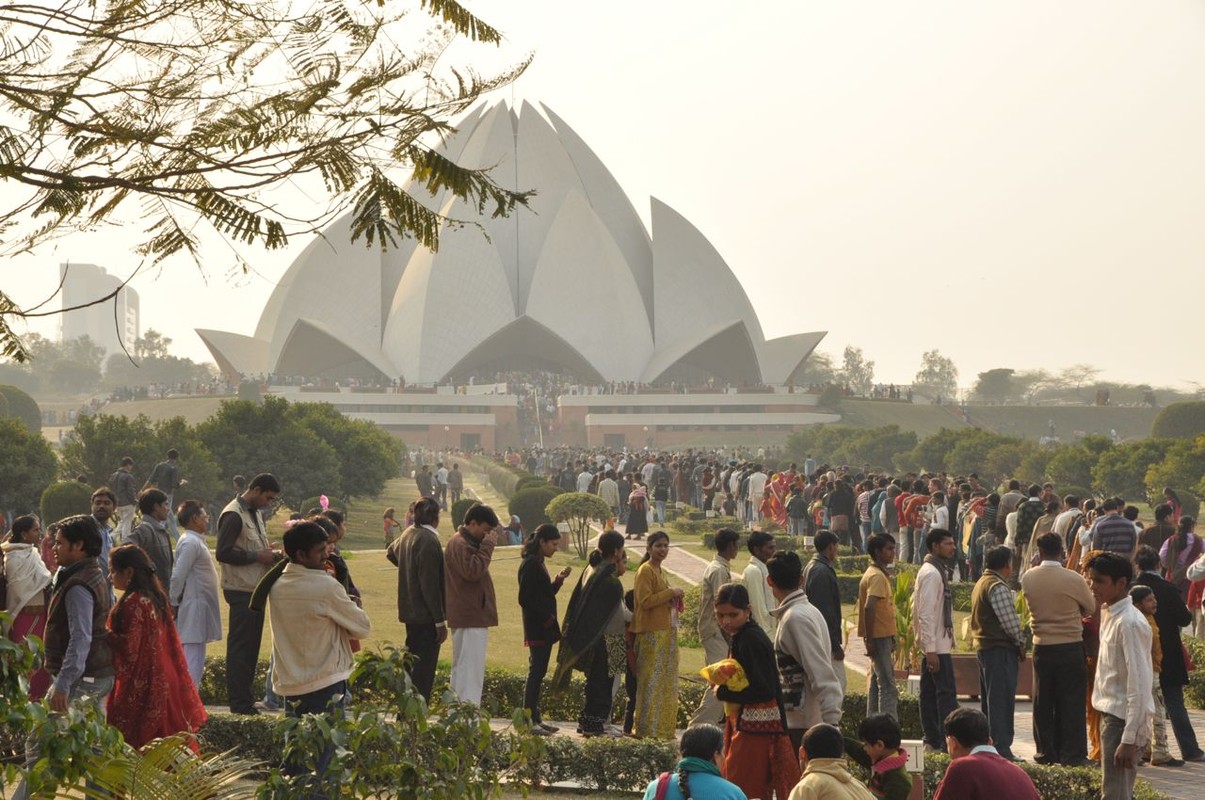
[699,657,748,691]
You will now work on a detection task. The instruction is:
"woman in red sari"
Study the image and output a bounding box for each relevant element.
[107,544,207,750]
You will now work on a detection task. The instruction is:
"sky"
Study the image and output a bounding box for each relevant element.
[5,0,1205,389]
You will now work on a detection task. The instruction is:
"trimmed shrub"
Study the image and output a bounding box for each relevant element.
[474,456,530,499]
[1151,401,1205,439]
[450,497,476,528]
[508,485,563,529]
[0,384,41,433]
[39,481,94,525]
[297,496,324,515]
[514,475,554,494]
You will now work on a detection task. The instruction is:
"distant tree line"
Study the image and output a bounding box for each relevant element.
[1,395,406,521]
[784,408,1205,516]
[0,331,216,396]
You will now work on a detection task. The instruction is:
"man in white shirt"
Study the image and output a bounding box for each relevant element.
[747,466,768,523]
[742,531,777,634]
[1086,551,1154,800]
[596,470,620,520]
[576,465,594,493]
[434,462,449,510]
[914,528,958,752]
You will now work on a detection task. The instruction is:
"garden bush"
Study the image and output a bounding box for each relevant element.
[1151,400,1205,439]
[514,475,555,494]
[0,384,41,433]
[198,707,1170,798]
[508,485,565,529]
[450,497,476,528]
[1185,635,1205,710]
[297,496,324,515]
[38,480,94,525]
[474,456,530,499]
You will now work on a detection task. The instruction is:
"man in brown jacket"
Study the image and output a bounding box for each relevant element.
[388,497,445,702]
[445,502,500,705]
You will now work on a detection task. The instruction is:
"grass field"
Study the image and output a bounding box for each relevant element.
[838,398,968,438]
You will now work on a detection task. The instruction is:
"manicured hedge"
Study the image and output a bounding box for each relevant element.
[450,497,476,528]
[508,485,564,529]
[199,656,920,735]
[474,457,531,499]
[197,707,1170,798]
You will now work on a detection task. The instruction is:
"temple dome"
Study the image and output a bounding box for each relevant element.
[198,101,824,384]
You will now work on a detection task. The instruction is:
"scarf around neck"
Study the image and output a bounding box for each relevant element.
[675,756,721,777]
[923,553,954,639]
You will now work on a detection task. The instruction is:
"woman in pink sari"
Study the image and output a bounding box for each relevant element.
[2,515,52,699]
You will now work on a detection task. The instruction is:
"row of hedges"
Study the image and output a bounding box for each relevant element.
[197,703,1169,799]
[198,657,920,735]
[473,456,530,500]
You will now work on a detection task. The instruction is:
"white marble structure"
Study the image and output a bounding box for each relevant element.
[198,101,825,385]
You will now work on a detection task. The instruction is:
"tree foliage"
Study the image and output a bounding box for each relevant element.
[972,368,1016,403]
[0,0,532,361]
[195,397,342,508]
[283,401,403,499]
[0,417,56,512]
[60,412,225,503]
[1146,434,1205,516]
[913,350,958,399]
[1091,439,1176,500]
[103,329,215,388]
[839,346,875,395]
[1151,401,1205,439]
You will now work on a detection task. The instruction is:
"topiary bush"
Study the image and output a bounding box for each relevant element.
[39,481,94,525]
[450,497,476,528]
[0,384,41,433]
[514,475,554,494]
[1151,401,1205,439]
[297,496,324,515]
[508,485,564,529]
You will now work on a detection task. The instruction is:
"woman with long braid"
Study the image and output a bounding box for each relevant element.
[641,724,746,800]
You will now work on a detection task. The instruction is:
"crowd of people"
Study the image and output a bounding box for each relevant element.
[5,436,1205,799]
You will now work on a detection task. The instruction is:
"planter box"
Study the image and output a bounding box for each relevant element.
[950,652,1033,699]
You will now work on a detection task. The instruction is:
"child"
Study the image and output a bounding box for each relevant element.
[1130,585,1180,767]
[844,713,911,800]
[791,723,876,800]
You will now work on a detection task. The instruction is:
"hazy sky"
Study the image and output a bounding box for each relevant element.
[6,1,1205,389]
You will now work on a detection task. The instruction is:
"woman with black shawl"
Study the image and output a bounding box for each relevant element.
[554,530,626,736]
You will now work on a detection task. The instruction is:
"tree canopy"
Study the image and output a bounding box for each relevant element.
[0,416,57,512]
[0,0,531,361]
[912,350,958,399]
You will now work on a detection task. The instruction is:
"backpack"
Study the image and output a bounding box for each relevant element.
[654,473,670,501]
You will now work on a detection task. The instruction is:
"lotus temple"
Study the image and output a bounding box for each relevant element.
[197,101,836,449]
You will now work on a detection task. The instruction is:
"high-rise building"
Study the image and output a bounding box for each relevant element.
[59,262,140,358]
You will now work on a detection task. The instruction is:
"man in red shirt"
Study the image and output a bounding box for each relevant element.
[933,708,1039,800]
